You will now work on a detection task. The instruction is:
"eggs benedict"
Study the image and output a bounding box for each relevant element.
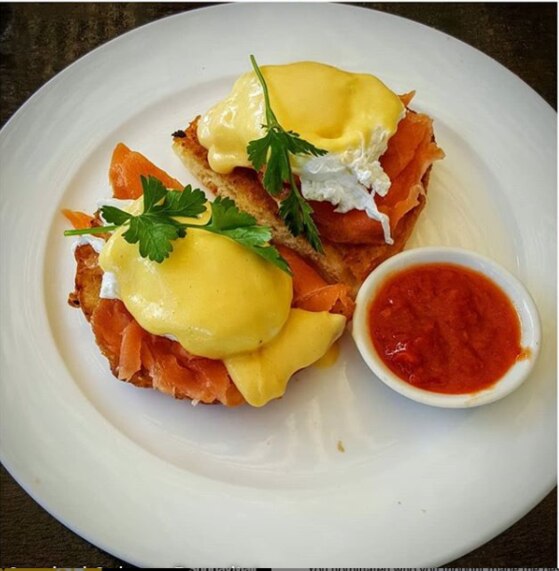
[173,59,444,293]
[198,61,404,244]
[65,144,352,407]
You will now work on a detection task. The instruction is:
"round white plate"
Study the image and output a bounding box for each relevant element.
[0,4,556,567]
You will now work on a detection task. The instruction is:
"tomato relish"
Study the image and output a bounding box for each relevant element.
[368,263,523,394]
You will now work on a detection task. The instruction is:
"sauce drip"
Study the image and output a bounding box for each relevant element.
[368,263,523,394]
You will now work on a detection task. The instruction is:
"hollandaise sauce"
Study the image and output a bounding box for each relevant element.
[198,61,404,174]
[224,309,346,407]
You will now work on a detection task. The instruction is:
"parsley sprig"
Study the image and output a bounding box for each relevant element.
[64,175,291,274]
[247,55,326,253]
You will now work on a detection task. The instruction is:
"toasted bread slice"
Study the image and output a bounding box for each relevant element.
[173,118,433,296]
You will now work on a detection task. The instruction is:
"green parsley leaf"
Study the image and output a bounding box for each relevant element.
[159,185,207,217]
[285,130,326,157]
[141,175,167,212]
[205,196,292,274]
[247,131,274,172]
[64,176,291,273]
[207,196,257,230]
[261,131,291,196]
[218,224,273,245]
[243,242,292,275]
[100,205,132,226]
[279,186,323,253]
[123,216,181,262]
[247,55,327,253]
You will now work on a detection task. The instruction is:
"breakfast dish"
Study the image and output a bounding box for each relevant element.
[1,4,555,568]
[65,59,443,409]
[65,144,353,407]
[173,60,444,294]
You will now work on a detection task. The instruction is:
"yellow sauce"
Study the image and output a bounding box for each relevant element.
[224,309,346,407]
[99,204,293,360]
[198,61,404,174]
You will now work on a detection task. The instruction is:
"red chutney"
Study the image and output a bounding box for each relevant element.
[368,263,523,394]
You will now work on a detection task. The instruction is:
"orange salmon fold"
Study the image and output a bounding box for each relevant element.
[109,142,183,199]
[310,98,444,245]
[277,245,354,320]
[62,209,97,230]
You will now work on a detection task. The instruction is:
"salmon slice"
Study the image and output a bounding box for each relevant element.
[118,320,145,380]
[62,209,97,230]
[296,284,352,315]
[223,384,246,407]
[144,336,241,404]
[91,299,133,357]
[311,110,444,245]
[189,357,236,405]
[399,91,416,108]
[92,298,245,405]
[109,143,183,199]
[278,245,328,298]
[380,110,434,181]
[278,245,354,319]
[150,350,214,402]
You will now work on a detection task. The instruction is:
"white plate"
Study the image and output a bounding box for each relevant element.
[0,4,556,567]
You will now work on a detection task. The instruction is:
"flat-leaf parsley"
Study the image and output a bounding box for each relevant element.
[64,175,291,273]
[247,55,327,253]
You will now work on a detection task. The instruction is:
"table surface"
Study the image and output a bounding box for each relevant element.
[0,2,556,567]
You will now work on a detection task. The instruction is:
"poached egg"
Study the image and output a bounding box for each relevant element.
[197,61,405,244]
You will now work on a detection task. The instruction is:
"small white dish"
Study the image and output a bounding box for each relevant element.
[352,247,541,408]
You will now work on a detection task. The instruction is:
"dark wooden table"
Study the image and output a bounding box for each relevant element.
[1,3,556,567]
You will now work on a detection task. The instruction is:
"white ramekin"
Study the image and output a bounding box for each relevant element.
[352,247,541,408]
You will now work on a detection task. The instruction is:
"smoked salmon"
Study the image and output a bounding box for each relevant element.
[109,143,183,199]
[277,245,354,319]
[62,209,97,230]
[310,106,445,245]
